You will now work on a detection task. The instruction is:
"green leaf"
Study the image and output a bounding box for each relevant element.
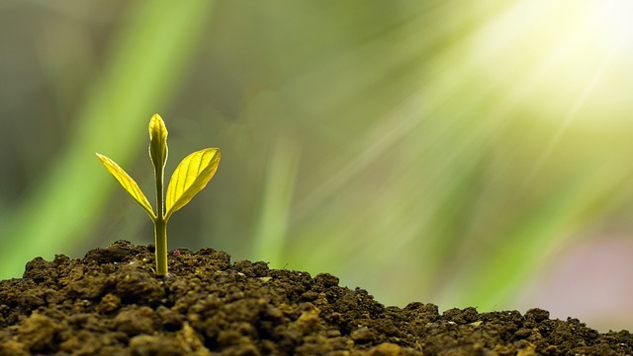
[165,148,220,220]
[95,153,156,219]
[148,113,168,172]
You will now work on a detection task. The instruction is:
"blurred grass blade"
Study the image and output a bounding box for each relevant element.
[95,153,155,219]
[252,137,301,266]
[165,148,220,220]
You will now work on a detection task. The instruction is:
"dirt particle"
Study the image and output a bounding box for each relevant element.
[524,308,550,323]
[174,322,209,354]
[114,306,156,336]
[129,334,181,356]
[516,343,537,356]
[315,273,340,288]
[293,307,322,334]
[97,293,121,313]
[157,306,183,331]
[0,340,29,356]
[367,342,403,356]
[84,240,139,265]
[17,313,61,353]
[351,327,374,343]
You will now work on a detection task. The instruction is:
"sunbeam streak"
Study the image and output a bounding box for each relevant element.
[524,43,620,188]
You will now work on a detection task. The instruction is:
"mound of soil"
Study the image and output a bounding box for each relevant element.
[0,241,631,356]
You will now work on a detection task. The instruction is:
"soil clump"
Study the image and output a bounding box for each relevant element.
[0,240,631,355]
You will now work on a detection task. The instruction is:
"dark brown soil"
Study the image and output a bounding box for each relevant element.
[0,241,631,356]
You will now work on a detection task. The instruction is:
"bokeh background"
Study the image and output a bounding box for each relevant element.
[2,0,633,332]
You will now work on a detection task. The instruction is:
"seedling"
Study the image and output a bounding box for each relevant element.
[96,114,220,276]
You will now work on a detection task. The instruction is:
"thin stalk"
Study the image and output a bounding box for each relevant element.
[154,217,168,275]
[154,161,167,275]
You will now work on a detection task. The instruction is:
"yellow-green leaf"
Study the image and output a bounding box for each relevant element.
[148,113,168,172]
[96,153,156,219]
[165,148,220,220]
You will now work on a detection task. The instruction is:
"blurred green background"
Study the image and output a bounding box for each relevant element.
[2,0,633,332]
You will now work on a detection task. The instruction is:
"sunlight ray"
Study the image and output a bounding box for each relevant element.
[523,42,621,188]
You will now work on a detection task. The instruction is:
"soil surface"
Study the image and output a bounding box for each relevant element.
[0,241,631,356]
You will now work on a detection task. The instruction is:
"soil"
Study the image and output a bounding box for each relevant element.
[0,241,631,356]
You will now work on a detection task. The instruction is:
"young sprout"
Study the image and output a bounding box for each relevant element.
[96,113,220,276]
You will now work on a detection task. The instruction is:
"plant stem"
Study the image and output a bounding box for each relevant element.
[154,217,168,275]
[154,153,167,276]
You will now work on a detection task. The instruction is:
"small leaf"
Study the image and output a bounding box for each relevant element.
[165,148,220,220]
[96,153,156,219]
[148,113,168,172]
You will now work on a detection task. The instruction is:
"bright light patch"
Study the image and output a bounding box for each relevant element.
[465,0,633,130]
[585,0,633,51]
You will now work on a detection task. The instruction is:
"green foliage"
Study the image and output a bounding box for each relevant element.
[165,149,221,220]
[97,114,220,275]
